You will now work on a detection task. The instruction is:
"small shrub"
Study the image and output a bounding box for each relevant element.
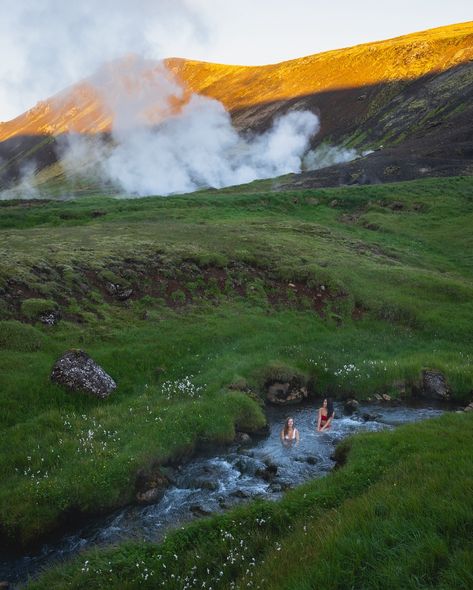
[223,277,234,295]
[285,287,297,303]
[61,266,78,287]
[245,279,267,304]
[185,281,200,294]
[142,309,162,321]
[79,311,97,324]
[170,290,186,304]
[206,277,221,298]
[154,279,167,294]
[138,295,156,307]
[300,296,313,310]
[66,299,82,315]
[88,290,103,304]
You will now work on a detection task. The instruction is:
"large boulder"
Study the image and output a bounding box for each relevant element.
[105,282,134,301]
[234,432,252,445]
[50,350,116,399]
[190,504,212,516]
[262,363,309,405]
[39,310,61,326]
[362,412,381,422]
[344,398,359,414]
[135,468,170,504]
[421,370,450,400]
[256,458,278,481]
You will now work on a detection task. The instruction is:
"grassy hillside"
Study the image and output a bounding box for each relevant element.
[1,176,473,555]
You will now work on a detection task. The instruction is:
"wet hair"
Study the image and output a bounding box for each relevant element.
[326,397,334,418]
[283,417,294,437]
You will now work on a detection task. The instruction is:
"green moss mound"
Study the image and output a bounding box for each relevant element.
[0,320,46,352]
[20,298,58,320]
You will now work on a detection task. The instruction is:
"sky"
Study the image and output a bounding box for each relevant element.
[0,0,471,121]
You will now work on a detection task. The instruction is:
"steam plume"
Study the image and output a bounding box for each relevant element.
[60,58,320,196]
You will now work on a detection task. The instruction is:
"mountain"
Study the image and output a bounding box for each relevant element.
[1,21,473,191]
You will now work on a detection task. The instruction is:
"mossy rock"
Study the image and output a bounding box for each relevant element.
[384,165,401,176]
[258,362,310,405]
[21,298,58,320]
[98,269,131,288]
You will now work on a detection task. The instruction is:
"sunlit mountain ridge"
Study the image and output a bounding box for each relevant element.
[1,21,472,142]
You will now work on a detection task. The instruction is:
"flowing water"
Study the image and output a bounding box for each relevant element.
[0,400,447,586]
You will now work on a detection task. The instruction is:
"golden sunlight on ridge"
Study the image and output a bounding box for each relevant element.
[0,21,472,142]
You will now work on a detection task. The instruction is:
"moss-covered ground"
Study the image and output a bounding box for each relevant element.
[0,176,472,584]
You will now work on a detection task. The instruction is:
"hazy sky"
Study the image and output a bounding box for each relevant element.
[0,0,471,121]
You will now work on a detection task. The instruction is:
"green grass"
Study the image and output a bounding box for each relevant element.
[27,411,473,589]
[1,175,473,556]
[20,298,58,320]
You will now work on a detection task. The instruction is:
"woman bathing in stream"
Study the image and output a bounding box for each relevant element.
[317,397,335,432]
[280,417,300,444]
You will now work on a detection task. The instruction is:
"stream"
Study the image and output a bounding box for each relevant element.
[0,400,447,586]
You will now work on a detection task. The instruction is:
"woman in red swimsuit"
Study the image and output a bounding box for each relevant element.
[317,398,334,432]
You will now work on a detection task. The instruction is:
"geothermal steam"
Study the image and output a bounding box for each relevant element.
[60,58,320,196]
[103,100,320,195]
